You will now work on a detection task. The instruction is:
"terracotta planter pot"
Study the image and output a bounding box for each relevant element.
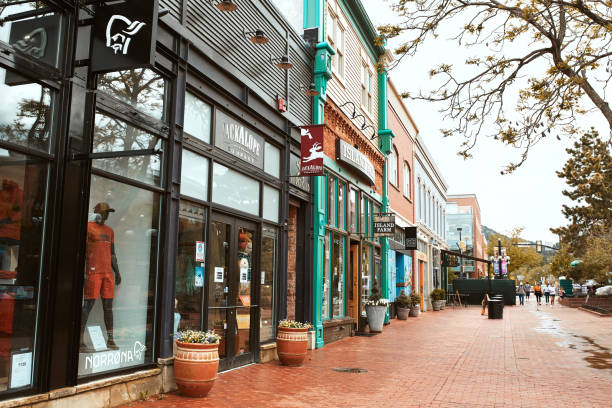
[276,327,308,366]
[174,341,219,397]
[396,307,410,320]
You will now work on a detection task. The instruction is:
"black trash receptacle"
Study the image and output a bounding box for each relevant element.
[488,299,503,319]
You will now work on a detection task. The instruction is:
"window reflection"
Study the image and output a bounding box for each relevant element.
[0,68,53,152]
[98,69,166,121]
[260,227,277,342]
[92,113,162,186]
[184,92,211,144]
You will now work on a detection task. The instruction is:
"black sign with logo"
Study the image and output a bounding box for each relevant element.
[91,0,158,73]
[405,226,417,250]
[5,15,61,85]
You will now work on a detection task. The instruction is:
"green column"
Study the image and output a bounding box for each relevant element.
[312,41,334,348]
[377,65,393,324]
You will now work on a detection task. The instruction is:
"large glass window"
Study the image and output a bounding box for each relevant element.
[349,188,357,233]
[212,163,259,216]
[331,234,344,318]
[92,112,163,186]
[0,149,48,393]
[327,174,336,226]
[360,194,365,236]
[337,181,345,230]
[98,69,166,121]
[78,175,159,377]
[262,185,279,223]
[0,68,54,153]
[264,142,280,178]
[322,235,330,319]
[360,244,371,317]
[260,226,277,342]
[184,92,211,144]
[180,149,209,201]
[175,202,206,333]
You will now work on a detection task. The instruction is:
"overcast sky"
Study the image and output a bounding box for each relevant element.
[361,0,609,243]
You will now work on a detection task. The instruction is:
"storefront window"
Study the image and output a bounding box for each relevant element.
[175,202,206,333]
[262,185,279,223]
[360,244,371,317]
[212,163,259,216]
[78,175,159,377]
[331,234,344,318]
[337,182,345,230]
[180,149,209,201]
[360,194,365,235]
[0,68,53,153]
[349,189,357,233]
[322,234,330,319]
[260,227,277,342]
[264,143,280,178]
[92,113,163,187]
[184,92,212,144]
[98,69,166,121]
[327,174,335,226]
[0,149,48,393]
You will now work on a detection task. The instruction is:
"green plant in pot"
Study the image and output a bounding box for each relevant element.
[394,290,411,320]
[409,292,421,317]
[364,281,389,332]
[174,330,221,397]
[430,288,445,311]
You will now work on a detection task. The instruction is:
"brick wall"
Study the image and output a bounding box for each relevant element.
[324,99,385,192]
[287,205,298,320]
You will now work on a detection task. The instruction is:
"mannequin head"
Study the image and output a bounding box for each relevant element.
[93,202,115,225]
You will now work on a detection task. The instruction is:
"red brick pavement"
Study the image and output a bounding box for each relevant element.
[124,298,611,408]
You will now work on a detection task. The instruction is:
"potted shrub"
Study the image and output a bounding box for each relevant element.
[431,289,445,311]
[364,283,389,332]
[174,330,221,397]
[394,290,411,320]
[276,319,311,366]
[409,292,421,317]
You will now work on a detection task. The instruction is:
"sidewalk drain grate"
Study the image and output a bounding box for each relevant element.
[333,367,368,373]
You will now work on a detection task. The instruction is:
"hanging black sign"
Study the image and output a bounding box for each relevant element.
[405,226,417,250]
[91,0,159,73]
[5,14,62,85]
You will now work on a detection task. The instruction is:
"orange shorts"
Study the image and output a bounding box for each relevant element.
[84,272,114,299]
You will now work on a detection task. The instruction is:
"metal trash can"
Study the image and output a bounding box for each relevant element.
[488,299,503,319]
[492,295,504,308]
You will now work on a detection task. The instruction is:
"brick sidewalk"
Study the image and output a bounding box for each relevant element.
[124,298,611,407]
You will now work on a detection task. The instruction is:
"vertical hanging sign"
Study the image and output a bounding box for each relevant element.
[300,124,325,176]
[91,0,159,73]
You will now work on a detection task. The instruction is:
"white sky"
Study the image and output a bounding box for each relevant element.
[361,0,609,243]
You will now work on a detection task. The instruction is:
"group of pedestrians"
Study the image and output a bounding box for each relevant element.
[531,282,557,306]
[516,282,560,306]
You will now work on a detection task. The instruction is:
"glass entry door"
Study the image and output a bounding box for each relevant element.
[208,214,258,370]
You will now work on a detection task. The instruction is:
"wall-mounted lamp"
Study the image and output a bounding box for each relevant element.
[298,83,319,96]
[159,8,170,17]
[243,29,269,45]
[209,0,238,12]
[270,55,293,70]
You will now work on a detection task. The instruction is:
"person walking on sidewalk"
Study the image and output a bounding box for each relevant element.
[525,282,531,300]
[534,283,542,305]
[518,283,526,305]
[549,284,556,306]
[544,283,550,304]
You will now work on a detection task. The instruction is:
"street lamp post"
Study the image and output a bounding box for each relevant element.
[457,227,463,279]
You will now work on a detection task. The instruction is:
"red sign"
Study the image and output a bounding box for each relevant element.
[277,96,287,112]
[300,125,325,176]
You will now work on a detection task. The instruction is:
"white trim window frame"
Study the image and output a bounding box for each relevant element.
[389,147,398,187]
[361,61,373,113]
[327,4,345,79]
[403,163,411,199]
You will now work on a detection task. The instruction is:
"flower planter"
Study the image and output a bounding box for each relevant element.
[396,307,410,320]
[276,327,308,366]
[174,341,219,397]
[409,306,420,317]
[432,300,443,311]
[441,300,446,310]
[366,305,387,332]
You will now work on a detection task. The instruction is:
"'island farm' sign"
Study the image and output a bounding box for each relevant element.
[373,214,395,237]
[337,140,375,185]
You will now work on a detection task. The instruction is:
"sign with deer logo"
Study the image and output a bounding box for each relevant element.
[91,0,158,73]
[300,124,325,176]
